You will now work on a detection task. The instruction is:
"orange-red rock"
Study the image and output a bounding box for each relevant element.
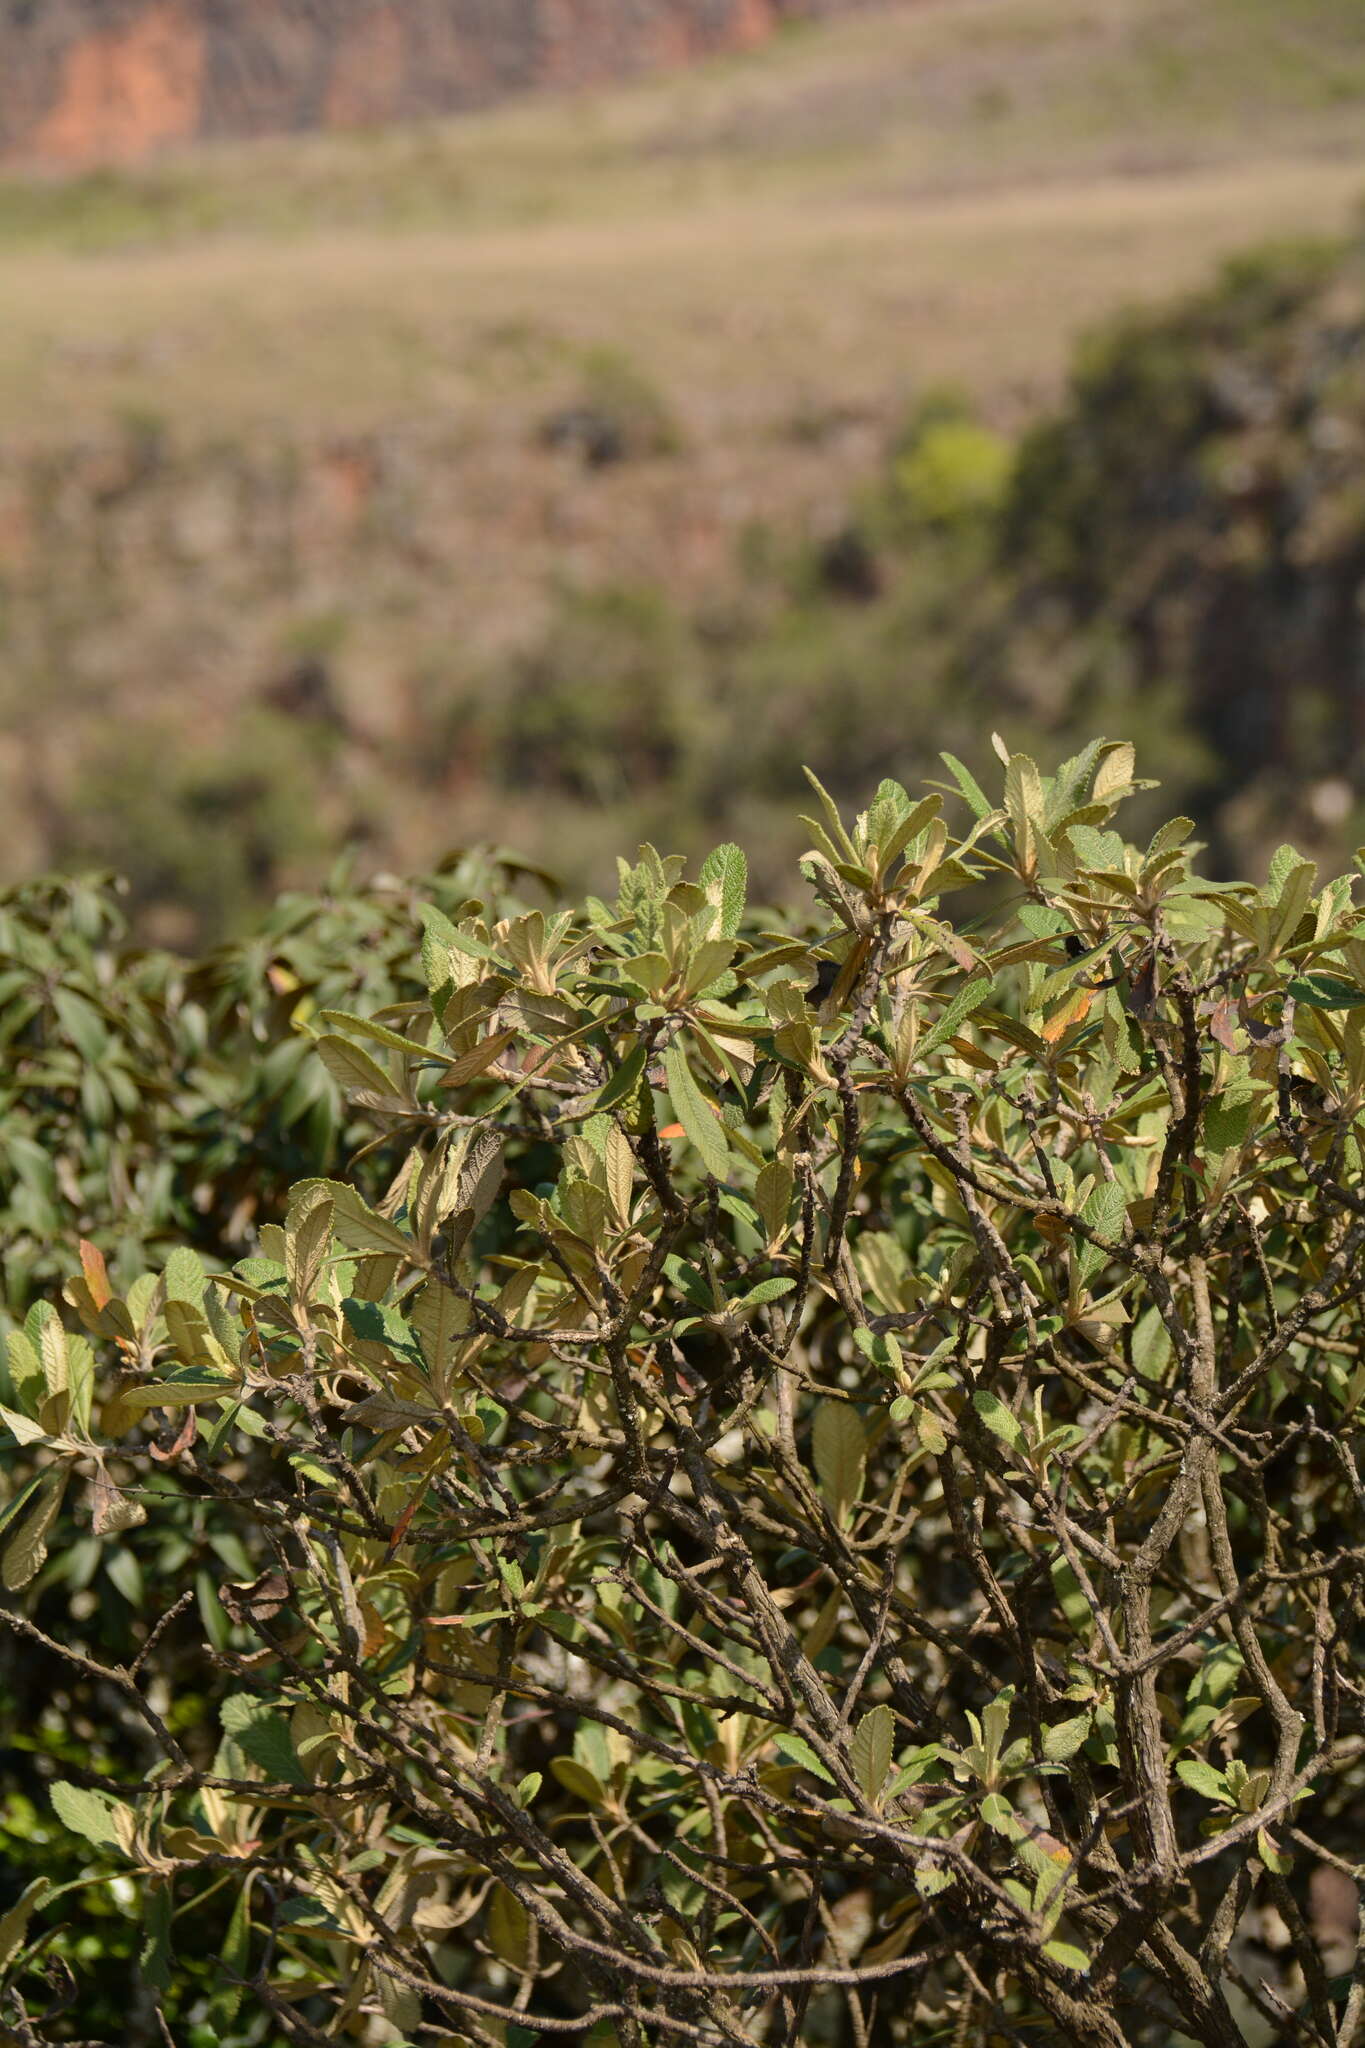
[0,0,880,166]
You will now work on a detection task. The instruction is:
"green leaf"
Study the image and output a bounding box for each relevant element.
[550,1758,607,1806]
[1131,1305,1173,1380]
[916,1407,948,1455]
[3,1470,68,1591]
[593,1041,649,1114]
[918,976,991,1060]
[1203,1090,1255,1158]
[1176,1759,1235,1806]
[699,843,748,941]
[879,793,943,873]
[4,1332,43,1409]
[1005,752,1045,850]
[32,1308,67,1404]
[210,1879,253,2029]
[849,1704,894,1804]
[219,1695,309,1787]
[67,1334,95,1435]
[409,1280,471,1387]
[52,985,108,1060]
[140,1881,173,1993]
[972,1388,1022,1449]
[980,1792,1020,1836]
[940,752,992,820]
[772,1732,836,1784]
[754,1159,794,1246]
[0,1404,49,1447]
[1289,973,1365,1010]
[285,1191,334,1302]
[801,767,858,862]
[317,1009,441,1060]
[1257,1828,1293,1876]
[1043,1939,1091,1975]
[1268,851,1316,953]
[118,1367,241,1414]
[106,1546,144,1608]
[322,1184,418,1261]
[488,1884,531,1968]
[663,1044,730,1180]
[163,1247,207,1306]
[0,1877,49,1974]
[1081,1180,1126,1246]
[733,1278,795,1311]
[1042,1715,1091,1762]
[50,1779,137,1857]
[314,1032,403,1105]
[811,1400,865,1521]
[0,1470,50,1539]
[1050,1554,1092,1637]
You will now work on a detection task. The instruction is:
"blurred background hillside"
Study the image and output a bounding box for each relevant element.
[1,0,1364,939]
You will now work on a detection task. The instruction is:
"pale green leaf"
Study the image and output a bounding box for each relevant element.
[314,1033,404,1106]
[663,1045,730,1180]
[849,1704,895,1804]
[1043,1939,1091,1975]
[811,1400,866,1520]
[698,843,748,941]
[0,1404,48,1447]
[163,1247,207,1306]
[50,1779,137,1857]
[918,976,991,1060]
[772,1732,836,1784]
[972,1389,1022,1449]
[3,1471,68,1590]
[1176,1759,1235,1806]
[0,1876,49,1974]
[488,1884,531,1968]
[754,1159,794,1246]
[1042,1715,1091,1762]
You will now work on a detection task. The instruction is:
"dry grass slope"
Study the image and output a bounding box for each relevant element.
[0,0,1363,927]
[1,0,1363,441]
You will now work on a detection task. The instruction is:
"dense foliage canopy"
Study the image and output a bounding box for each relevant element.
[2,743,1364,2047]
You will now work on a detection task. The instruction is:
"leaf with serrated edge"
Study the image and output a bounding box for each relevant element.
[663,1044,729,1180]
[773,1732,836,1784]
[850,1704,894,1803]
[50,1778,136,1856]
[811,1401,865,1520]
[972,1389,1022,1449]
[699,842,748,940]
[285,1187,334,1302]
[3,1472,67,1591]
[1042,1714,1091,1762]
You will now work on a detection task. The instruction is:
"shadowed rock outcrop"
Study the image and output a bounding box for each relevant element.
[0,0,881,165]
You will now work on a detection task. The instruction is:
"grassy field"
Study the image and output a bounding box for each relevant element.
[1,0,1364,931]
[1,0,1363,443]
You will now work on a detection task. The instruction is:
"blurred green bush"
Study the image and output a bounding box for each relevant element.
[0,851,547,2040]
[9,229,1362,939]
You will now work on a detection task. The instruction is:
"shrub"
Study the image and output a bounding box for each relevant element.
[0,851,545,1324]
[3,740,1364,2047]
[0,852,542,2039]
[995,232,1365,870]
[890,404,1013,532]
[540,348,684,468]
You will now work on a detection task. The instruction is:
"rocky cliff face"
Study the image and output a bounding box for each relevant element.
[0,0,875,165]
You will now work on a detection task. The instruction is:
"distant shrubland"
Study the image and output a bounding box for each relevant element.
[0,225,1359,939]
